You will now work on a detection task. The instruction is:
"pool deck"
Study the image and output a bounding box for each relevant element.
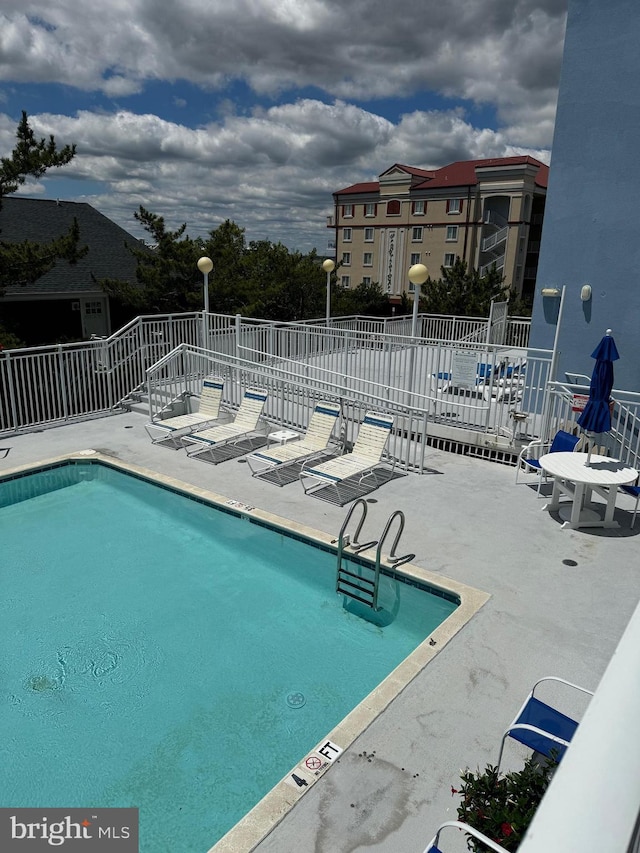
[3,411,639,853]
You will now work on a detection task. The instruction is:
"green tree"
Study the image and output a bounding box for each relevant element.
[421,258,507,316]
[101,206,208,314]
[332,278,391,316]
[0,111,86,298]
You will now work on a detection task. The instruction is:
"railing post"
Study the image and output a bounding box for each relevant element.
[4,351,19,432]
[57,344,69,422]
[235,313,242,362]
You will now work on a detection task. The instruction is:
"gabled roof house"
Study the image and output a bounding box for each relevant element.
[0,197,142,345]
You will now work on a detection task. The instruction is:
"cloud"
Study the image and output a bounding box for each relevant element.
[0,0,567,251]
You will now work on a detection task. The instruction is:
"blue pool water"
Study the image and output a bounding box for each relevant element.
[0,461,458,852]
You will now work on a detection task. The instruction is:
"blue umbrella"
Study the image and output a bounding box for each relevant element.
[577,329,619,456]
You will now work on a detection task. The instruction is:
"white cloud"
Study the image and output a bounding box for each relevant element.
[0,0,567,251]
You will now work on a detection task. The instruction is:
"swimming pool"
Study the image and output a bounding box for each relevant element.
[0,454,482,852]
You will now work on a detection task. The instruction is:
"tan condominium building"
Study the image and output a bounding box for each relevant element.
[328,156,548,307]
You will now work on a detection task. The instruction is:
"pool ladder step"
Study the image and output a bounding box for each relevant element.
[334,499,415,610]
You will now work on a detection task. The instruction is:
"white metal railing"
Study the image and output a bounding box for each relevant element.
[146,338,553,458]
[481,225,509,254]
[546,380,640,468]
[480,259,505,277]
[1,310,532,439]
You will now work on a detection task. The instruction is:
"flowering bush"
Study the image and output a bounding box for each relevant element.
[452,754,557,851]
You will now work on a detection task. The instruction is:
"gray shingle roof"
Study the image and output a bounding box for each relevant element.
[0,196,142,296]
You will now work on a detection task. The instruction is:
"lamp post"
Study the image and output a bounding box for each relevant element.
[197,256,213,349]
[408,263,429,338]
[322,258,335,325]
[406,263,428,409]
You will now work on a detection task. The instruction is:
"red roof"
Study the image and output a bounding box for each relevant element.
[334,156,548,197]
[416,156,549,190]
[334,181,380,196]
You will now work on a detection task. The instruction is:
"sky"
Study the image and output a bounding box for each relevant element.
[0,0,568,255]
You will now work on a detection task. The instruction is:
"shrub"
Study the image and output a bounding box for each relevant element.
[453,754,557,851]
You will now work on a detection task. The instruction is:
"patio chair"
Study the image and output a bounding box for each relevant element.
[620,482,640,527]
[144,377,226,448]
[299,411,395,503]
[246,401,340,484]
[423,820,508,853]
[181,388,269,462]
[515,427,580,494]
[496,676,593,772]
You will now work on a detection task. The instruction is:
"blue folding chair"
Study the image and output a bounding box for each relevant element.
[423,820,508,853]
[620,483,640,527]
[497,676,593,772]
[515,429,580,494]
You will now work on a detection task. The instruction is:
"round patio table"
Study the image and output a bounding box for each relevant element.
[539,452,638,530]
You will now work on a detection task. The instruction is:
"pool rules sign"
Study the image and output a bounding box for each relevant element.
[0,808,138,850]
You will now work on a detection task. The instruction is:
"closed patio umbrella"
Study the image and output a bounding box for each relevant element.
[577,329,619,462]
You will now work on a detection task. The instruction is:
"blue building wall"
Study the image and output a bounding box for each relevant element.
[528,0,640,393]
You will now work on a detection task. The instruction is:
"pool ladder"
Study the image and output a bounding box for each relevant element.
[333,499,415,610]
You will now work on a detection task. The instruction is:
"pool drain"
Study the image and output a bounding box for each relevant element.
[286,691,306,709]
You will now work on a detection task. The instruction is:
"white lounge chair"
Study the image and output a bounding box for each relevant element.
[182,388,268,462]
[247,401,340,484]
[299,411,395,503]
[144,378,226,448]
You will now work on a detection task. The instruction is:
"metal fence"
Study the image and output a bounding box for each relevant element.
[546,380,640,468]
[1,308,535,441]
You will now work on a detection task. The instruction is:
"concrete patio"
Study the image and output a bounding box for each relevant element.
[2,410,639,852]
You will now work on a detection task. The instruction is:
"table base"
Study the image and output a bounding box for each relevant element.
[556,504,619,530]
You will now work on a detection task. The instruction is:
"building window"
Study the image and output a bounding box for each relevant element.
[446,198,462,214]
[387,199,400,215]
[343,227,352,242]
[364,227,374,242]
[446,225,458,241]
[443,253,456,267]
[341,275,350,287]
[85,301,103,314]
[410,252,421,266]
[364,203,377,217]
[363,252,373,266]
[362,276,372,286]
[342,203,353,218]
[412,226,423,241]
[342,252,351,266]
[412,200,425,215]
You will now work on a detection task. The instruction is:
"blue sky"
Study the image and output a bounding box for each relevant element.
[0,0,568,253]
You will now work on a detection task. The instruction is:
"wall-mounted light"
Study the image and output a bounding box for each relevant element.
[541,287,561,297]
[580,284,592,301]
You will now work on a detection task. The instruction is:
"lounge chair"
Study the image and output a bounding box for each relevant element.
[299,411,395,503]
[496,675,593,772]
[145,378,226,448]
[423,820,508,853]
[246,401,340,484]
[182,388,268,462]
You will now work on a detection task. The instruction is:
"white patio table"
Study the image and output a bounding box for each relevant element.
[539,452,638,530]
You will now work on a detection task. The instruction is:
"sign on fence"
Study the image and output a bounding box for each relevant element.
[451,350,479,389]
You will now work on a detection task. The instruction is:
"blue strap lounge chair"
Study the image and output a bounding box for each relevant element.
[423,820,508,853]
[299,411,395,503]
[144,378,226,448]
[246,401,340,484]
[515,428,580,493]
[182,388,269,462]
[496,676,593,772]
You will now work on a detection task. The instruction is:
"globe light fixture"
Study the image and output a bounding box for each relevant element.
[408,263,429,337]
[197,256,213,348]
[322,258,336,325]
